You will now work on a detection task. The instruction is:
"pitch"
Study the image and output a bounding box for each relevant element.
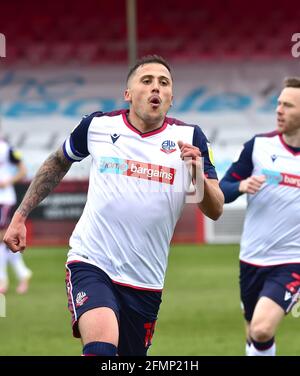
[0,245,297,355]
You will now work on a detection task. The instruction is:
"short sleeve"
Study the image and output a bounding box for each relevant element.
[63,111,102,162]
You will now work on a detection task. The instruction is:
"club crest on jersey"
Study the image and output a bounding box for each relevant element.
[160,140,176,154]
[75,291,89,307]
[271,154,278,162]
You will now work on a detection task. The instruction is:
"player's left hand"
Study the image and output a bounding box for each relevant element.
[178,140,203,181]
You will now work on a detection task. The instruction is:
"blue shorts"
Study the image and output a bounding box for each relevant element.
[240,261,300,322]
[0,204,13,230]
[65,261,162,356]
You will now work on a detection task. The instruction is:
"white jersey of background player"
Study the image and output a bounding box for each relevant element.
[0,138,32,294]
[220,77,300,357]
[221,131,300,265]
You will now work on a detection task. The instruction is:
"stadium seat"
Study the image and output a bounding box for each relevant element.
[1,0,298,65]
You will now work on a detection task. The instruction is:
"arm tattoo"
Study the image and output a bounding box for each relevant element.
[17,147,73,218]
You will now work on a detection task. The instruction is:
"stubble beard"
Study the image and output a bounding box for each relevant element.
[137,107,165,127]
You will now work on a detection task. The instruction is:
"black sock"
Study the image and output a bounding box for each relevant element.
[82,341,117,356]
[251,337,274,351]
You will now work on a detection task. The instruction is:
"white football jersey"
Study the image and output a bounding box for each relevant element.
[64,110,217,290]
[0,139,21,205]
[222,131,300,266]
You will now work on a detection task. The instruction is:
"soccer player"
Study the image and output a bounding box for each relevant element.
[0,136,32,295]
[4,55,224,356]
[220,77,300,356]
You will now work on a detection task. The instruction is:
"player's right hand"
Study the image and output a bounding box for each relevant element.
[239,175,266,194]
[177,140,203,182]
[3,216,27,253]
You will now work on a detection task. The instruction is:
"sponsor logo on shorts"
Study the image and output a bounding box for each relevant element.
[284,291,292,301]
[75,291,89,307]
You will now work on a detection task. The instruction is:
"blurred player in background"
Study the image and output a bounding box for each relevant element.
[4,55,223,356]
[220,77,300,356]
[0,132,32,295]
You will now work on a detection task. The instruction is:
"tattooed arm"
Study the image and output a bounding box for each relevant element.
[4,147,73,252]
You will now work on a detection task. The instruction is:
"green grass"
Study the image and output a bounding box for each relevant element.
[0,247,81,355]
[0,245,298,355]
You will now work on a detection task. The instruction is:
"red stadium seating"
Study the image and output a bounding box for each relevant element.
[0,0,298,65]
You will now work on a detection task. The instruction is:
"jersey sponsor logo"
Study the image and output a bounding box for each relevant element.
[110,133,120,144]
[160,140,176,154]
[282,173,300,188]
[99,157,175,185]
[128,161,175,184]
[262,169,282,185]
[99,157,129,174]
[262,169,300,189]
[75,291,89,307]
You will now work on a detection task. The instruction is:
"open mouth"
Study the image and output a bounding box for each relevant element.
[149,96,161,107]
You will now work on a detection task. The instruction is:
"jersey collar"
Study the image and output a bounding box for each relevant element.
[279,134,300,156]
[122,110,167,138]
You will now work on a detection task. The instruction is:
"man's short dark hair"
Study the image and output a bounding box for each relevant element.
[126,55,172,84]
[284,77,300,88]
